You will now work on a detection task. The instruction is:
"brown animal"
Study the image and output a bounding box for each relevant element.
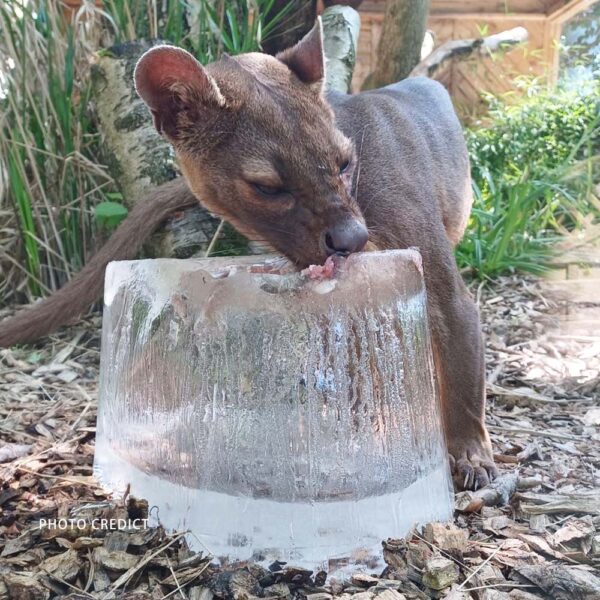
[0,22,497,490]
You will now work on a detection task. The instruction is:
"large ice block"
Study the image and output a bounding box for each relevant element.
[94,250,453,574]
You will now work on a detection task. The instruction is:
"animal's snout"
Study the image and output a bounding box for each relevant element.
[322,219,368,257]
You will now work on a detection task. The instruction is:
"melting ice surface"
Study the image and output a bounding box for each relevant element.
[94,250,453,575]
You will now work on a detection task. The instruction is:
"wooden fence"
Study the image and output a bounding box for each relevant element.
[353,0,596,114]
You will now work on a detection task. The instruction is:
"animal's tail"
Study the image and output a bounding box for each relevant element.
[0,178,198,348]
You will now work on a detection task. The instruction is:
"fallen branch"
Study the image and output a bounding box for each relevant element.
[518,491,600,516]
[410,26,529,78]
[455,472,519,512]
[481,472,519,506]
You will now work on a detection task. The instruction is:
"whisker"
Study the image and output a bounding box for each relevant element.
[354,126,367,198]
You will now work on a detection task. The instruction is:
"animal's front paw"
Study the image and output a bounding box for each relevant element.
[448,439,498,491]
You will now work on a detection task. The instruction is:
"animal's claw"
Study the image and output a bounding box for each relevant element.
[449,443,498,491]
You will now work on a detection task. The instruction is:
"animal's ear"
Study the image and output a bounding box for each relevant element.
[276,19,325,88]
[134,45,226,138]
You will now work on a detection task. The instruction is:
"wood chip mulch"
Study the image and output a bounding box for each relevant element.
[0,275,598,600]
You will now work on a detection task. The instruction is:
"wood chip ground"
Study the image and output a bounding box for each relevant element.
[0,274,598,599]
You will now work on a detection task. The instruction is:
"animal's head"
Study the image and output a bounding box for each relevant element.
[134,21,368,268]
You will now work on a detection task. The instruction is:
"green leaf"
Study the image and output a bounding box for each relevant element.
[95,201,128,230]
[105,191,124,201]
[27,351,43,365]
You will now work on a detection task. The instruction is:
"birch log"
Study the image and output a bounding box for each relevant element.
[410,27,530,79]
[92,41,177,204]
[322,6,361,93]
[91,41,220,258]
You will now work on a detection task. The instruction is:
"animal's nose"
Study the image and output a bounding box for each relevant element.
[322,219,368,256]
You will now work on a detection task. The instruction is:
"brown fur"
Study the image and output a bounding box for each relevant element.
[0,23,497,490]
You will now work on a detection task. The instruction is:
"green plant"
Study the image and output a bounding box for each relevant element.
[467,84,599,184]
[459,83,600,280]
[95,197,129,231]
[0,0,294,305]
[102,0,294,62]
[198,0,293,56]
[457,174,562,278]
[0,0,115,301]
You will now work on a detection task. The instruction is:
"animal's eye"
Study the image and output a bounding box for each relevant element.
[339,160,351,174]
[253,183,283,196]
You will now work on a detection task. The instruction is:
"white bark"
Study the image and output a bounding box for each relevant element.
[410,27,529,79]
[322,6,361,93]
[92,41,177,205]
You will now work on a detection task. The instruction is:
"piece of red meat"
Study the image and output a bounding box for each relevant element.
[302,255,337,280]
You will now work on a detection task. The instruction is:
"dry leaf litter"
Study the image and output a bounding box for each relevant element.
[0,274,598,600]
